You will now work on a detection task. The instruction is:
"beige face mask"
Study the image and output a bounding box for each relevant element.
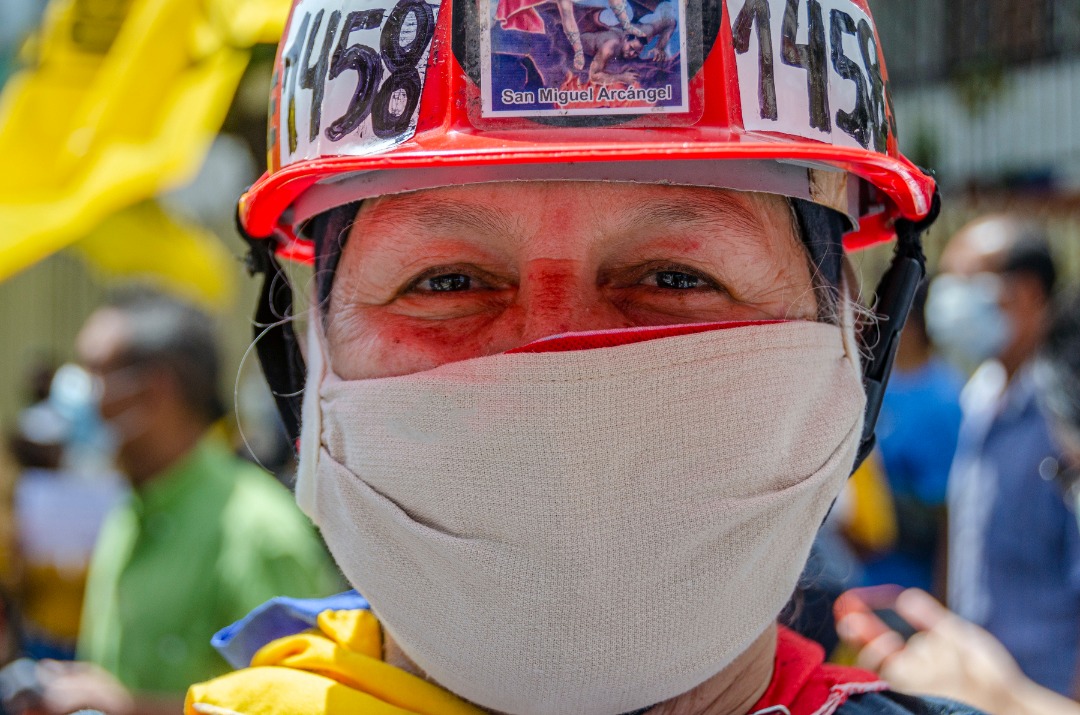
[297,318,865,715]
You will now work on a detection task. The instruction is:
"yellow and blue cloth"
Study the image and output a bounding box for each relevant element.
[186,592,483,715]
[187,592,996,715]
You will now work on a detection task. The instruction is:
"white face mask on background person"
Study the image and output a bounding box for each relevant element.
[296,314,866,715]
[925,273,1013,367]
[36,363,120,477]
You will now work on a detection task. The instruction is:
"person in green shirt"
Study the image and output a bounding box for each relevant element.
[37,289,342,715]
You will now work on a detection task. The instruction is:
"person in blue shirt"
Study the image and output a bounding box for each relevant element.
[927,216,1080,697]
[839,288,1080,715]
[865,280,964,594]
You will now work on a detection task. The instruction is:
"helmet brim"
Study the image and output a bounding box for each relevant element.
[240,135,935,257]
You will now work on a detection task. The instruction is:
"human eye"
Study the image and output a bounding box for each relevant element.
[639,266,719,291]
[650,270,705,290]
[404,265,503,295]
[416,273,472,292]
[601,259,745,325]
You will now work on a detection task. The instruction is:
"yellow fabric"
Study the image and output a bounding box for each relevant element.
[209,0,295,46]
[0,0,287,284]
[842,452,898,554]
[185,609,486,715]
[71,201,236,310]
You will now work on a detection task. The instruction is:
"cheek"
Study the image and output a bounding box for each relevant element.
[326,308,517,380]
[607,287,775,325]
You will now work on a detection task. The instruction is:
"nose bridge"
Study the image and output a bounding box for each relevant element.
[518,258,606,343]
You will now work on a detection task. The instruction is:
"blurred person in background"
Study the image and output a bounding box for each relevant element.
[924,217,1080,696]
[34,289,341,715]
[863,280,963,595]
[4,360,127,661]
[0,363,56,630]
[837,288,1080,713]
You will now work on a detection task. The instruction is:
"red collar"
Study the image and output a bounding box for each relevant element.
[749,627,889,715]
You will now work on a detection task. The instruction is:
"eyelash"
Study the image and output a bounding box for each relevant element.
[403,263,724,295]
[404,265,493,294]
[622,262,723,293]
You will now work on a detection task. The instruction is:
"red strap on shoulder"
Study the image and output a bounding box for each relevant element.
[750,627,889,715]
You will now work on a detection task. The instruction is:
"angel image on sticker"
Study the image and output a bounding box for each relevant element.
[480,0,690,117]
[499,0,645,70]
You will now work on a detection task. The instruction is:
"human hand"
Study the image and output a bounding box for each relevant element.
[36,660,134,715]
[644,48,668,63]
[836,588,1029,715]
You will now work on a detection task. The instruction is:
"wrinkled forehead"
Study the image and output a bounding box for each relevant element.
[339,181,800,255]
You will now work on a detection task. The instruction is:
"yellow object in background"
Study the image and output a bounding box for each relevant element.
[842,452,898,555]
[21,563,88,644]
[0,0,289,287]
[72,201,237,309]
[210,0,295,46]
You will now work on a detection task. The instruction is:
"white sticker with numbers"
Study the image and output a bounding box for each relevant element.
[275,0,441,166]
[728,0,894,152]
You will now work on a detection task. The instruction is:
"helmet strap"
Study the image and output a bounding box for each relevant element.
[240,213,307,449]
[854,190,941,471]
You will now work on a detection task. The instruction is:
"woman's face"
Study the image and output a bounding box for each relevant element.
[326,182,818,380]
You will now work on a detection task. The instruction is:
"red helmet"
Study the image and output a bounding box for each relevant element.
[239,0,936,263]
[240,0,939,466]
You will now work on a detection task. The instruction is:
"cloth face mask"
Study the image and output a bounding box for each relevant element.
[926,273,1013,367]
[297,319,866,715]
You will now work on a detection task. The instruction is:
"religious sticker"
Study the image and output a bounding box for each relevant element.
[480,0,691,117]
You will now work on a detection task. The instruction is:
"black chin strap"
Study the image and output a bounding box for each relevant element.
[853,190,941,471]
[241,219,307,447]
